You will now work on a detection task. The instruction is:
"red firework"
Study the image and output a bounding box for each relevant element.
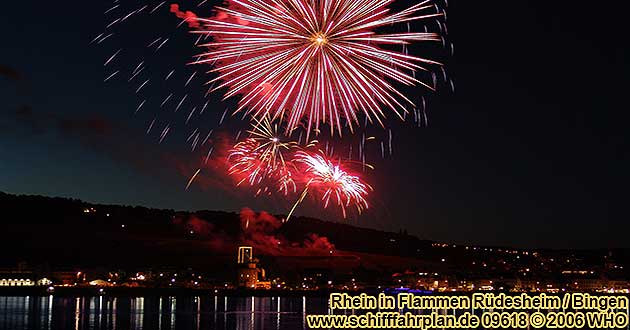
[194,0,443,135]
[227,117,298,195]
[293,149,371,218]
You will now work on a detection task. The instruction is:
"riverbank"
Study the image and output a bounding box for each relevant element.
[0,286,343,297]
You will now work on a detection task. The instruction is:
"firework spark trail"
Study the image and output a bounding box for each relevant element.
[147,37,163,48]
[204,147,214,164]
[200,100,209,114]
[104,71,119,82]
[90,33,104,45]
[192,0,444,136]
[135,99,147,114]
[202,130,213,145]
[96,33,114,44]
[105,4,120,15]
[191,132,200,150]
[106,18,121,29]
[175,94,188,112]
[165,69,175,80]
[159,125,170,143]
[187,128,199,142]
[185,71,198,86]
[94,1,226,195]
[147,118,156,134]
[136,78,150,93]
[150,1,167,14]
[186,168,202,190]
[227,116,299,195]
[219,109,228,125]
[132,61,145,74]
[104,49,121,66]
[155,38,169,52]
[160,93,173,107]
[186,106,197,124]
[128,67,144,82]
[289,149,371,219]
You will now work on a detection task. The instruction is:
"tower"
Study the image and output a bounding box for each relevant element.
[236,246,270,289]
[238,246,253,264]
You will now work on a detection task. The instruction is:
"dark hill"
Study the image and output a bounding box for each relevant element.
[0,192,433,268]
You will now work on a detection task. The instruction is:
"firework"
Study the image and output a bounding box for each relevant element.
[194,0,443,136]
[228,116,298,195]
[291,149,371,218]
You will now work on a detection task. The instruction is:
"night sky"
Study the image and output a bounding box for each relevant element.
[1,1,628,249]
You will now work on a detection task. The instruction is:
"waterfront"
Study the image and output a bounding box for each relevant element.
[0,295,328,330]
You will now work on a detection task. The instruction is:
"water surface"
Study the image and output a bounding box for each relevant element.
[0,295,328,330]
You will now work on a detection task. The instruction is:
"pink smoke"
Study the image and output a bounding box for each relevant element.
[172,209,336,256]
[239,208,335,256]
[170,4,200,28]
[172,215,231,251]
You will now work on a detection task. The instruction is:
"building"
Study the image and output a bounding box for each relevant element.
[0,267,51,287]
[52,271,85,286]
[238,246,253,264]
[0,272,35,287]
[236,246,271,289]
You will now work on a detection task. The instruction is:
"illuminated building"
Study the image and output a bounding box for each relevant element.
[236,246,271,289]
[238,246,253,264]
[52,271,82,286]
[0,275,35,287]
[0,270,50,287]
[89,279,111,287]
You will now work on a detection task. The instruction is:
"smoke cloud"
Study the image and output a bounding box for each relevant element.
[0,65,22,81]
[172,208,336,256]
[170,4,200,28]
[239,208,336,256]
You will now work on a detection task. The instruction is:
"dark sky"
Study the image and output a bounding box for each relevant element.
[1,1,628,249]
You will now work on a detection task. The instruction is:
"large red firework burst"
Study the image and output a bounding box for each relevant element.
[194,0,443,135]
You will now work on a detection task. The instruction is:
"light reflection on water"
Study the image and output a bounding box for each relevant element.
[0,295,328,330]
[3,295,626,330]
